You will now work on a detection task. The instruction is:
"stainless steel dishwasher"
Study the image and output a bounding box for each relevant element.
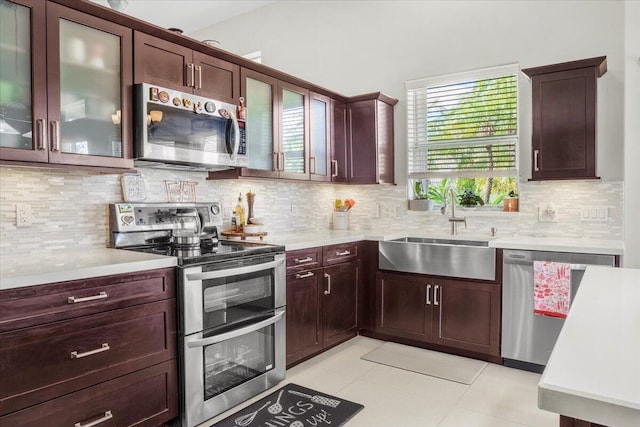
[502,249,616,373]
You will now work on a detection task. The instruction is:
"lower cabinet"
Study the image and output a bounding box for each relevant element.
[286,243,360,367]
[0,268,178,425]
[376,271,501,358]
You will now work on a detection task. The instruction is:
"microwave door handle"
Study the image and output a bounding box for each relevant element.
[228,111,240,161]
[186,309,285,348]
[185,258,284,281]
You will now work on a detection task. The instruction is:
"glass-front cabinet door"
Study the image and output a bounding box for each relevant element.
[310,92,331,182]
[46,3,132,168]
[279,81,309,180]
[0,0,47,162]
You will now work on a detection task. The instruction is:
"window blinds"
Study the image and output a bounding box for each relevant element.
[407,64,519,179]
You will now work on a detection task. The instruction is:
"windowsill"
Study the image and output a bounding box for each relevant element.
[413,208,520,217]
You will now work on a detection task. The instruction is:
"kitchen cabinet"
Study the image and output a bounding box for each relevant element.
[331,99,349,183]
[309,92,332,182]
[347,94,396,184]
[0,0,133,169]
[375,271,501,360]
[286,243,359,367]
[133,31,240,104]
[0,268,178,425]
[523,56,607,180]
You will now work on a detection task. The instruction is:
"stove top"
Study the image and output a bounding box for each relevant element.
[125,239,284,266]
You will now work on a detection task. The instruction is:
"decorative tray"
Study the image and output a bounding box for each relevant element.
[221,230,268,241]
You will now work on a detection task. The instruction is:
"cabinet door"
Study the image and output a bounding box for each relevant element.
[531,67,598,180]
[433,279,501,356]
[133,31,193,90]
[331,99,349,183]
[309,92,331,182]
[286,269,322,366]
[46,3,132,168]
[322,261,358,347]
[192,51,240,104]
[279,81,310,180]
[376,271,432,341]
[240,68,279,178]
[348,99,378,184]
[0,0,47,163]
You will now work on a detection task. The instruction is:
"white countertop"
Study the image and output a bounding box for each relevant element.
[538,266,640,426]
[0,248,177,291]
[489,236,624,255]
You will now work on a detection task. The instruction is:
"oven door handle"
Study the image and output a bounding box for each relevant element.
[185,258,284,281]
[186,309,285,348]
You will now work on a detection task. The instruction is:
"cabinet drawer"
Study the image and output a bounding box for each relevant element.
[0,360,178,427]
[0,268,175,332]
[323,242,359,265]
[0,299,176,415]
[286,247,322,272]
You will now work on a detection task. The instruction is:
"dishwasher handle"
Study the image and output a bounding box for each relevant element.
[505,253,602,271]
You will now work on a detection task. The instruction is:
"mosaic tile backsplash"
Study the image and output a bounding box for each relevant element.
[0,166,623,256]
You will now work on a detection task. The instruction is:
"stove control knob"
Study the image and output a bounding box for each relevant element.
[210,204,220,215]
[182,98,192,108]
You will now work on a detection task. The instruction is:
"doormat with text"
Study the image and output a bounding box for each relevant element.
[214,383,364,427]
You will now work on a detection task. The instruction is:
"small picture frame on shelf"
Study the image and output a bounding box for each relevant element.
[121,173,146,202]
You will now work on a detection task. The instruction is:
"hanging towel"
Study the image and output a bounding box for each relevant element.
[533,261,571,318]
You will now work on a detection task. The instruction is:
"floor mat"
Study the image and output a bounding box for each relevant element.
[361,342,487,384]
[214,383,364,426]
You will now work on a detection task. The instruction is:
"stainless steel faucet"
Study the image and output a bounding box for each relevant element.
[441,187,467,235]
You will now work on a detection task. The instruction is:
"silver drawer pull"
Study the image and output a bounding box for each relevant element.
[295,271,314,279]
[336,250,351,256]
[68,292,108,304]
[71,343,110,359]
[294,257,313,263]
[74,411,113,427]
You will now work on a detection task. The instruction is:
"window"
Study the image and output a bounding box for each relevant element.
[406,64,519,207]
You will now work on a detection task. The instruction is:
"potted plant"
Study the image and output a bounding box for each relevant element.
[503,190,519,212]
[409,180,433,211]
[458,189,484,207]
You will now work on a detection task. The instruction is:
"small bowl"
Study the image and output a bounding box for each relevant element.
[243,224,263,234]
[249,217,265,225]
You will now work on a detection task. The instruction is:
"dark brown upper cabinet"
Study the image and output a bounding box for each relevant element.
[331,99,349,183]
[523,56,607,180]
[133,31,240,104]
[348,94,397,184]
[0,0,133,169]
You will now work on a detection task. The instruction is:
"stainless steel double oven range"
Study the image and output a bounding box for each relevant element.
[109,202,285,427]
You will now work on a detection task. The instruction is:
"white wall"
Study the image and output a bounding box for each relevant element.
[624,0,640,267]
[192,0,625,183]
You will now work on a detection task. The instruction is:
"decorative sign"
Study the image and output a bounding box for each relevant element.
[121,173,146,202]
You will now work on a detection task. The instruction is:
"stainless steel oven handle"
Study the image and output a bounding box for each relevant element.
[185,258,284,281]
[186,309,285,348]
[228,111,240,162]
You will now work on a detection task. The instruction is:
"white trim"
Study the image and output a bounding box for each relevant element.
[406,63,520,90]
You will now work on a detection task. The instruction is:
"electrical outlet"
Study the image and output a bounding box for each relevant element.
[16,203,31,227]
[290,204,297,215]
[223,206,232,220]
[538,202,558,222]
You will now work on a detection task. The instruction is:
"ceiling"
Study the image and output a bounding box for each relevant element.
[90,0,275,35]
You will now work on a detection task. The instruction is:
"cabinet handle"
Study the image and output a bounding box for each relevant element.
[296,271,314,279]
[534,149,540,172]
[310,156,316,174]
[35,118,46,150]
[280,152,285,171]
[67,291,108,304]
[426,284,431,305]
[49,120,60,152]
[434,285,439,306]
[324,273,331,295]
[336,250,351,256]
[187,63,195,87]
[71,343,110,359]
[196,65,202,89]
[273,152,279,171]
[331,160,338,177]
[74,411,113,427]
[294,256,313,264]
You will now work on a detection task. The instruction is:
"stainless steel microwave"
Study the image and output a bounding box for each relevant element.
[134,83,247,171]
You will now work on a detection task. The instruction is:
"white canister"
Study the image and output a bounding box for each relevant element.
[333,211,349,230]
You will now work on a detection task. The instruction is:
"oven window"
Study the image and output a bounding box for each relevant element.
[146,103,234,153]
[203,269,274,329]
[203,323,275,400]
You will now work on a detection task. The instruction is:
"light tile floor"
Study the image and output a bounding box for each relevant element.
[203,336,559,427]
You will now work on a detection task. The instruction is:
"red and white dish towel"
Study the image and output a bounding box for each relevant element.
[533,261,571,318]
